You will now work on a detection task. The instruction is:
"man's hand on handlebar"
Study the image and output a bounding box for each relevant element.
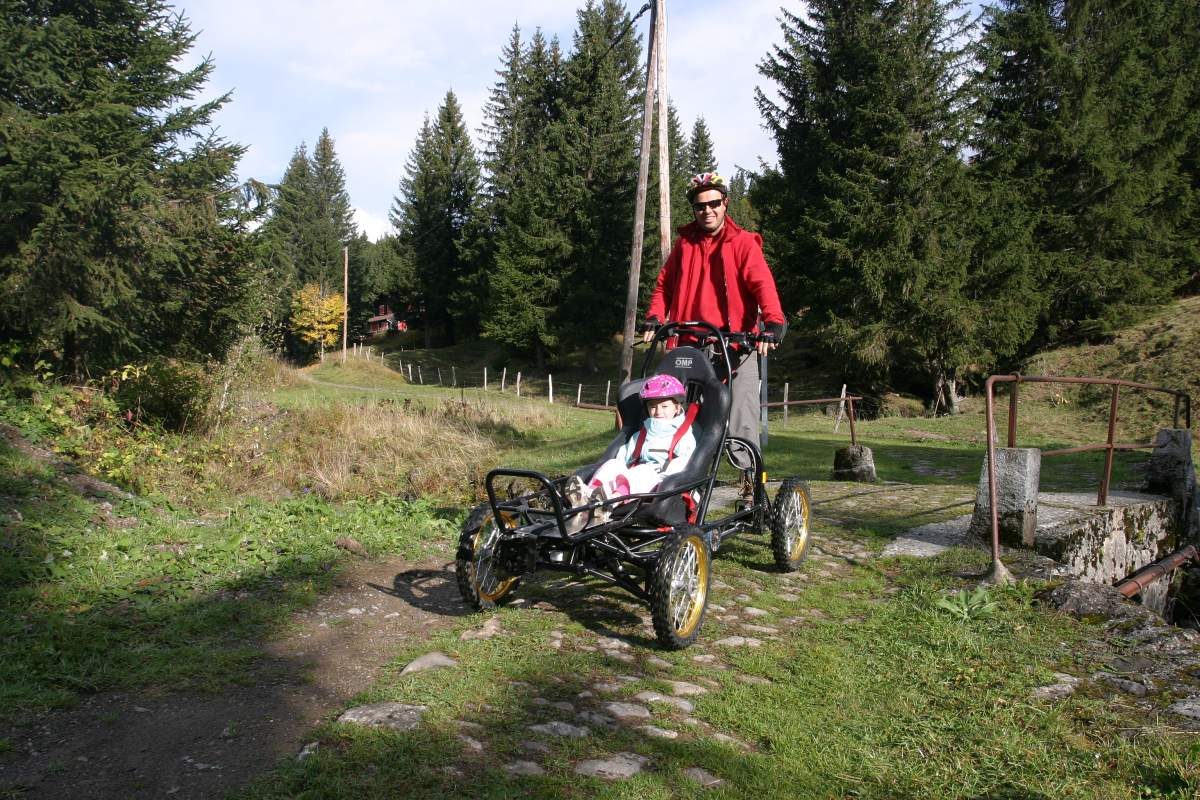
[755,332,779,357]
[639,317,661,344]
[757,321,786,357]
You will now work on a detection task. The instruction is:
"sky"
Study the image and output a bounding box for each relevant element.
[179,0,789,241]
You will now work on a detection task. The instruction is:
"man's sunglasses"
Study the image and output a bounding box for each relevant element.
[691,198,724,212]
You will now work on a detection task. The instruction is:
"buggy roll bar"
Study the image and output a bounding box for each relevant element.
[484,467,713,544]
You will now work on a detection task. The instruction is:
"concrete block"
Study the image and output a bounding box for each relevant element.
[832,445,877,482]
[1034,492,1179,614]
[969,448,1041,547]
[1144,429,1197,539]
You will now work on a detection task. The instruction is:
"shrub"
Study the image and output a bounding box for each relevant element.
[878,392,927,418]
[114,359,214,432]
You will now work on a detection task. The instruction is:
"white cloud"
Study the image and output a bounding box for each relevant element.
[354,206,393,241]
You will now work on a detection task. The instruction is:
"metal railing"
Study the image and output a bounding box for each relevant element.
[983,374,1191,580]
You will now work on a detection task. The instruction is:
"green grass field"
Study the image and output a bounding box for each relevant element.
[2,304,1198,796]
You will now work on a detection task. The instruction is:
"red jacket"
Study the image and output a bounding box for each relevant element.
[646,217,785,333]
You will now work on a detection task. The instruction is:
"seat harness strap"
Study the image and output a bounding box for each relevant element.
[629,402,700,470]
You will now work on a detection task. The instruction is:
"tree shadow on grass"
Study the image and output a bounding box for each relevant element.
[0,437,466,798]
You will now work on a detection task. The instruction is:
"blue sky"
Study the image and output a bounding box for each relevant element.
[179,0,788,240]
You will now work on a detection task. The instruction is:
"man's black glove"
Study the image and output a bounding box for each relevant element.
[638,317,662,334]
[762,321,787,344]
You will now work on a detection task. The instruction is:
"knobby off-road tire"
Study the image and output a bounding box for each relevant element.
[455,502,519,610]
[771,477,812,572]
[649,526,712,649]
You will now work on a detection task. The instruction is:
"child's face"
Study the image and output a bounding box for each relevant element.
[646,397,681,419]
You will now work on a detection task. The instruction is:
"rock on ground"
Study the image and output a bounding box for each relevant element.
[574,752,648,780]
[400,651,457,676]
[528,721,589,738]
[684,766,724,788]
[337,702,428,732]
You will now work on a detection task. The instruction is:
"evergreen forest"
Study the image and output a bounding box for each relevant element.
[2,0,1197,408]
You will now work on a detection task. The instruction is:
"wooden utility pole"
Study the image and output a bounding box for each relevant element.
[341,246,349,364]
[619,0,660,383]
[655,0,671,261]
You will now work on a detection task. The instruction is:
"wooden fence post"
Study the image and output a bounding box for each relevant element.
[452,366,456,387]
[577,383,582,406]
[437,367,442,384]
[783,383,789,424]
[501,368,507,392]
[834,384,847,433]
[418,366,423,385]
[605,380,611,407]
[516,372,522,397]
[407,364,413,382]
[548,374,554,404]
[484,367,488,391]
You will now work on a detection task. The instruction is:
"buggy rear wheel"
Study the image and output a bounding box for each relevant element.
[649,527,711,649]
[456,502,520,610]
[771,478,812,571]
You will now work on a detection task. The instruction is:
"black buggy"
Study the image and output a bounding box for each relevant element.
[455,322,814,649]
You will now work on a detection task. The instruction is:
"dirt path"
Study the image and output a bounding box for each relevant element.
[0,554,466,799]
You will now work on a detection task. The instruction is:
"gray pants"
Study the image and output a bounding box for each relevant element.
[726,350,760,470]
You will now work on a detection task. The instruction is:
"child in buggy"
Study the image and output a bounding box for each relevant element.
[562,374,696,530]
[456,322,813,650]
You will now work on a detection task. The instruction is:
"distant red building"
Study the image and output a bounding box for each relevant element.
[368,304,397,336]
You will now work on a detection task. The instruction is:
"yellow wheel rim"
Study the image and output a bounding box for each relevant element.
[667,534,709,637]
[472,513,517,602]
[786,489,810,560]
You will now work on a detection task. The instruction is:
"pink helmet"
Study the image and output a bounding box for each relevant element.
[641,374,686,403]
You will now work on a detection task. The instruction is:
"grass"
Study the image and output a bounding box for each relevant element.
[3,299,1199,793]
[233,543,1199,799]
[1017,296,1200,455]
[0,433,453,715]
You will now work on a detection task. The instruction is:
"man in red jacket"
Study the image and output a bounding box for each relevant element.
[643,172,787,501]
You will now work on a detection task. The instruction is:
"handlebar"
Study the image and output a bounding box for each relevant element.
[640,320,767,348]
[638,321,770,384]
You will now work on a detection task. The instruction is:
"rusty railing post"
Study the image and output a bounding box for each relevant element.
[984,376,1012,584]
[1099,384,1120,506]
[847,397,858,446]
[1007,375,1020,447]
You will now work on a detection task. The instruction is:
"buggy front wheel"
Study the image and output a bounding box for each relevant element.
[649,527,711,649]
[771,478,812,571]
[456,503,519,610]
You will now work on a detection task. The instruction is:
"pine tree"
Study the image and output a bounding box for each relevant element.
[0,0,259,375]
[757,0,982,408]
[259,144,315,303]
[359,234,417,308]
[309,128,358,289]
[392,92,482,345]
[666,103,692,235]
[973,0,1200,344]
[480,25,527,221]
[481,31,570,360]
[726,168,760,233]
[687,116,717,175]
[550,0,643,364]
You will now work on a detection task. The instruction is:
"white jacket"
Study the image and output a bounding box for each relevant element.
[617,412,697,476]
